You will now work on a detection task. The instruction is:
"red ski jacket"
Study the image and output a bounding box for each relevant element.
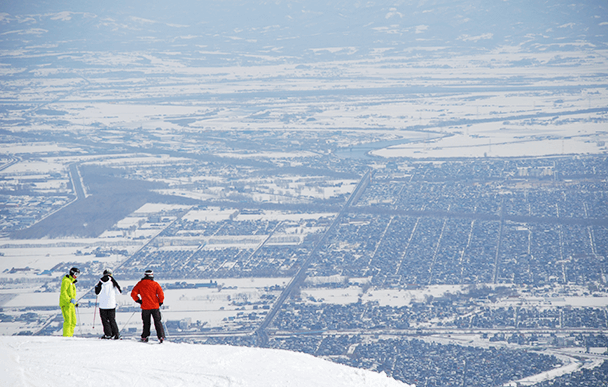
[131,278,165,310]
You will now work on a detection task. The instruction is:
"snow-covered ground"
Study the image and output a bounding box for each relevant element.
[1,336,412,387]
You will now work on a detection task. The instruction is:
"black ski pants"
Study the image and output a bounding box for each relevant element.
[141,308,164,340]
[100,308,119,338]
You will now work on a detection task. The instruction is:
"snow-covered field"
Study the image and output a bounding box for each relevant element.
[1,336,412,387]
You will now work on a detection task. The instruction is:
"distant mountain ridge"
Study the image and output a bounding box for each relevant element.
[1,0,605,63]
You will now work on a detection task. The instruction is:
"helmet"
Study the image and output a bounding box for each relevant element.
[103,268,113,276]
[69,267,80,277]
[144,269,154,278]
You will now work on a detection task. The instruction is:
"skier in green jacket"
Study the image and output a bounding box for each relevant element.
[59,267,80,337]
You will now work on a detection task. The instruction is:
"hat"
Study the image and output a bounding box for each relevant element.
[144,269,154,278]
[103,269,113,276]
[69,267,80,277]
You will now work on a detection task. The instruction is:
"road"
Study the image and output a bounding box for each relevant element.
[255,170,372,344]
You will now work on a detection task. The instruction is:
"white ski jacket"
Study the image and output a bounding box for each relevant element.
[95,276,122,309]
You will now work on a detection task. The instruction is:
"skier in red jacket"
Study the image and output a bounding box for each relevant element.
[131,269,165,343]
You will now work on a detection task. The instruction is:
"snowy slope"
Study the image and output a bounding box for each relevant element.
[1,336,413,387]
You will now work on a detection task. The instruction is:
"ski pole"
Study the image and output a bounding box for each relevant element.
[93,296,98,329]
[160,308,168,338]
[76,304,82,336]
[119,309,137,336]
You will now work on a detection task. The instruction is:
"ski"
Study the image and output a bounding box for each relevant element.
[133,337,165,344]
[99,335,122,340]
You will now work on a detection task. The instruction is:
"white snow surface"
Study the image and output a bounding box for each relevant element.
[1,336,413,387]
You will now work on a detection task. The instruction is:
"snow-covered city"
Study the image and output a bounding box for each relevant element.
[1,1,608,386]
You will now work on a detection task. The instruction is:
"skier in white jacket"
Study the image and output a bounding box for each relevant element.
[94,269,122,339]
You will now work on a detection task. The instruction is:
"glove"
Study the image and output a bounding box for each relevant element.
[70,298,77,304]
[159,302,163,307]
[136,299,142,304]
